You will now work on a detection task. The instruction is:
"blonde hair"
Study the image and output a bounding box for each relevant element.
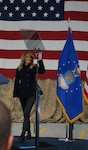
[18,51,35,70]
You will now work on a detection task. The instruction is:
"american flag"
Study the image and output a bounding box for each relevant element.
[83,66,88,103]
[0,0,88,79]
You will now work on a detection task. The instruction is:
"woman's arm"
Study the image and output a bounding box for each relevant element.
[38,60,45,73]
[37,52,45,74]
[13,68,19,97]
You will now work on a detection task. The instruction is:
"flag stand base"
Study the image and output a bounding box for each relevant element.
[58,123,75,142]
[58,138,75,142]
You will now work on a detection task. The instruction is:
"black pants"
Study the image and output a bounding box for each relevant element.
[20,96,35,134]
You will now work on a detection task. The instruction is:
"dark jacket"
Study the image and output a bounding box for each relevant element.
[13,60,45,98]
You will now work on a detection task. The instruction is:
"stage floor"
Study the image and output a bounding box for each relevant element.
[12,136,88,150]
[11,122,88,150]
[11,122,88,140]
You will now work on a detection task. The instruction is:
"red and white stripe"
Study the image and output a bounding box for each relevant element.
[83,66,88,103]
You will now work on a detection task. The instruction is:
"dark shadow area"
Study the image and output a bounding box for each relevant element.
[11,136,88,150]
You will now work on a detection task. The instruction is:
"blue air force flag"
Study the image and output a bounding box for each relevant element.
[56,28,83,123]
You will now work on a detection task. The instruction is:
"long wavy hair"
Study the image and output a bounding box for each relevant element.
[18,51,35,70]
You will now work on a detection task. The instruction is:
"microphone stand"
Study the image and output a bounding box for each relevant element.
[35,48,41,148]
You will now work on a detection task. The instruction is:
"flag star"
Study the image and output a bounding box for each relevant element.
[79,84,81,87]
[50,6,55,11]
[33,0,37,3]
[15,6,20,11]
[63,64,65,66]
[0,0,3,3]
[4,5,8,10]
[56,0,61,3]
[68,61,70,64]
[27,6,31,11]
[55,13,60,18]
[76,88,78,90]
[10,0,14,3]
[73,61,75,63]
[71,90,73,92]
[59,68,61,70]
[20,12,25,17]
[43,12,48,17]
[38,5,43,11]
[66,90,68,93]
[32,12,37,17]
[44,0,49,3]
[21,0,26,3]
[9,12,13,17]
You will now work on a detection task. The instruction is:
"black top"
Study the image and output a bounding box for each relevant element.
[13,60,45,98]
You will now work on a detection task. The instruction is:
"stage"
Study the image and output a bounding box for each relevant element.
[11,122,88,150]
[11,136,88,150]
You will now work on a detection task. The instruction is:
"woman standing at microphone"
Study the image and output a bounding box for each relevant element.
[13,51,45,142]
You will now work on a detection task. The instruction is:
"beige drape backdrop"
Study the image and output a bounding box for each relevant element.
[0,79,88,123]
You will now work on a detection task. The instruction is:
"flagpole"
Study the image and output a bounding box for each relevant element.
[65,120,69,142]
[67,19,74,141]
[68,17,71,28]
[69,123,74,140]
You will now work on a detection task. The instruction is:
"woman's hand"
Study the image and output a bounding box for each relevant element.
[38,51,42,60]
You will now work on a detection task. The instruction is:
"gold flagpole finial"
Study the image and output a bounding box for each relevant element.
[68,17,70,28]
[68,17,72,32]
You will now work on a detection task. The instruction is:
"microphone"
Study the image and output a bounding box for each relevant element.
[35,48,41,54]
